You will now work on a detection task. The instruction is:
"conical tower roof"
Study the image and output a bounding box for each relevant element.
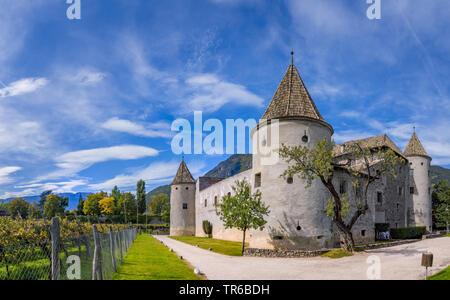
[261,60,333,132]
[171,160,196,185]
[404,132,430,159]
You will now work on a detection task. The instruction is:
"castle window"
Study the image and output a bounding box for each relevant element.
[183,203,188,210]
[361,230,366,237]
[339,181,347,194]
[410,187,415,194]
[377,192,383,205]
[214,196,218,206]
[287,177,293,184]
[398,186,403,196]
[175,187,178,190]
[227,192,231,197]
[186,187,189,190]
[302,135,309,143]
[262,139,267,147]
[205,199,207,207]
[410,169,414,176]
[255,173,262,188]
[421,162,424,166]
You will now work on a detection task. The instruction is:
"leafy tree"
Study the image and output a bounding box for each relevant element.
[111,186,121,204]
[77,194,85,216]
[38,190,52,210]
[137,180,147,214]
[215,179,270,254]
[44,194,69,219]
[118,192,137,221]
[432,180,450,231]
[83,192,107,217]
[29,203,43,219]
[99,197,116,216]
[278,138,403,252]
[149,193,169,215]
[8,198,31,219]
[0,200,7,210]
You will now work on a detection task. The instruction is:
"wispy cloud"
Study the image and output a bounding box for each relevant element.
[38,145,159,181]
[89,160,205,191]
[101,118,173,138]
[0,78,48,98]
[0,166,21,185]
[184,74,264,113]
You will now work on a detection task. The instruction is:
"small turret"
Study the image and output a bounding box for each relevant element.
[170,160,196,236]
[404,130,432,232]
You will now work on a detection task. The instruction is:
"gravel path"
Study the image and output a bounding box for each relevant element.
[154,235,450,280]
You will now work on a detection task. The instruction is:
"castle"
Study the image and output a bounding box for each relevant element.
[169,59,433,250]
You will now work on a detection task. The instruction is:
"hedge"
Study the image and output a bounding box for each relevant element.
[390,226,427,239]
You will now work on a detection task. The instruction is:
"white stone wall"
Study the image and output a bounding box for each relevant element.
[195,170,252,242]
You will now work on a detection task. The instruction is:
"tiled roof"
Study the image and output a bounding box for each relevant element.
[404,133,430,158]
[171,161,196,185]
[261,64,327,124]
[333,134,405,159]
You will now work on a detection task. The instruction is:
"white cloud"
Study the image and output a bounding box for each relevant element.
[185,74,264,112]
[38,145,159,181]
[0,166,21,185]
[89,160,205,191]
[102,118,173,138]
[71,69,107,85]
[0,78,48,98]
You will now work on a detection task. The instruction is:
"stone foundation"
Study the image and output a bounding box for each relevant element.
[244,247,328,258]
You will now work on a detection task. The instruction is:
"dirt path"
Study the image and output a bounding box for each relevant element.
[154,235,450,280]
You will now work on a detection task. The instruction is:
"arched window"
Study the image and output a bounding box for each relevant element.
[205,199,207,207]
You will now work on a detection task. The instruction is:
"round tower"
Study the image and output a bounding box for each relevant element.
[250,54,335,250]
[404,130,432,232]
[170,160,196,236]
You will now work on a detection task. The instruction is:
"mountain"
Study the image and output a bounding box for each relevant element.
[2,192,92,210]
[204,154,252,178]
[431,166,450,185]
[146,184,171,203]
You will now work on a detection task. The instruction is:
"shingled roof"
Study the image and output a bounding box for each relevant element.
[333,134,406,159]
[261,63,332,131]
[171,160,196,185]
[404,133,430,159]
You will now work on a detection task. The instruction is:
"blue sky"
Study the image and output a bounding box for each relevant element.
[0,0,449,199]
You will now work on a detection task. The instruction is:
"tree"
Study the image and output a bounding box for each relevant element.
[278,138,403,252]
[38,190,52,210]
[77,194,85,216]
[215,179,270,254]
[29,203,43,219]
[99,197,116,216]
[7,198,31,219]
[118,192,137,221]
[432,180,450,231]
[137,180,147,214]
[83,192,107,217]
[44,194,69,219]
[149,193,169,215]
[111,186,121,204]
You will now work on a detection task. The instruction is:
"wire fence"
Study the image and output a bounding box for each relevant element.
[0,218,137,280]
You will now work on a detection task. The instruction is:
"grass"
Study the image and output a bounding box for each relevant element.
[321,249,354,259]
[428,266,450,280]
[170,236,247,256]
[113,234,201,280]
[444,233,450,237]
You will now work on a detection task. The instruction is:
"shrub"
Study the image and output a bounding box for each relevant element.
[202,220,213,238]
[390,226,427,239]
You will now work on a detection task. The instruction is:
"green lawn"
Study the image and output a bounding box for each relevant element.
[321,249,353,259]
[428,266,450,280]
[113,234,201,280]
[444,233,450,237]
[170,236,247,256]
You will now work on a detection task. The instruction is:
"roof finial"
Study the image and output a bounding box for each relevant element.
[182,155,185,162]
[413,126,416,134]
[290,50,294,66]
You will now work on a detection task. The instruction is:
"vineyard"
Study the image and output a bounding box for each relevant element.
[0,217,137,280]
